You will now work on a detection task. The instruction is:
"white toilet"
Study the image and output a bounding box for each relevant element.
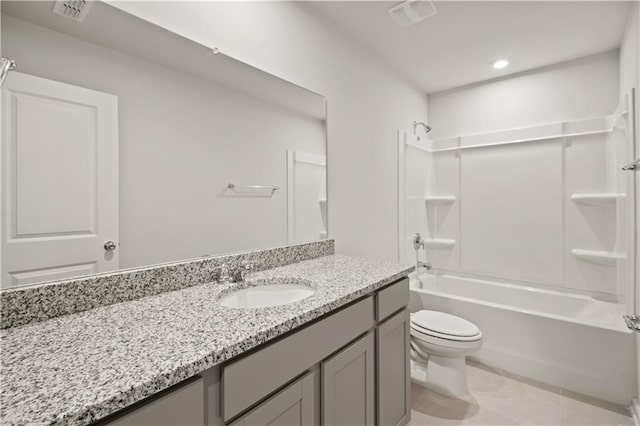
[410,310,483,397]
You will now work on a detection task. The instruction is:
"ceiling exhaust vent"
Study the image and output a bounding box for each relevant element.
[388,0,437,27]
[52,0,92,22]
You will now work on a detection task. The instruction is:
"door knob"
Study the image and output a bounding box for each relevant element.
[104,241,117,252]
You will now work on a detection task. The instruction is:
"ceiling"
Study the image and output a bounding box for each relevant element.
[307,1,632,93]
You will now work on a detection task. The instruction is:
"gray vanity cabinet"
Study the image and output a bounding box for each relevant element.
[377,309,411,426]
[99,377,205,426]
[229,372,316,426]
[96,278,411,426]
[321,332,375,426]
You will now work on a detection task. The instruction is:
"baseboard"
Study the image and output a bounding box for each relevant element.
[631,398,640,426]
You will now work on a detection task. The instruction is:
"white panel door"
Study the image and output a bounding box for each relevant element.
[1,72,118,287]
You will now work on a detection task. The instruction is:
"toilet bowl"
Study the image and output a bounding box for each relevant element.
[410,310,482,397]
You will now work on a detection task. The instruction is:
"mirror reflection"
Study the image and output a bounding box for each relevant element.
[0,1,328,288]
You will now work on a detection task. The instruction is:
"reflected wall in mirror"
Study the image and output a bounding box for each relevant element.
[0,1,328,288]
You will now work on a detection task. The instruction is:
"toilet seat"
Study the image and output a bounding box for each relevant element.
[410,325,483,351]
[410,311,482,347]
[411,322,482,342]
[411,310,480,339]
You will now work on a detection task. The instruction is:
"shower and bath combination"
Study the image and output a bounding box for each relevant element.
[0,57,16,87]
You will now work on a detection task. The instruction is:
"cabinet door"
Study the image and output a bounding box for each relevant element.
[322,332,375,426]
[377,309,410,426]
[230,372,316,426]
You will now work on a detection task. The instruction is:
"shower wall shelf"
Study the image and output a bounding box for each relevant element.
[570,193,624,206]
[571,249,624,266]
[425,115,617,153]
[424,196,456,205]
[425,239,456,249]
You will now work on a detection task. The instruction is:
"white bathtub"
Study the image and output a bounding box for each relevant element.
[410,271,636,405]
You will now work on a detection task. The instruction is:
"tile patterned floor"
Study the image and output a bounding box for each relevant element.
[410,361,634,426]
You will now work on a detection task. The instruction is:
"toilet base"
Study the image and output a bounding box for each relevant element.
[410,355,469,397]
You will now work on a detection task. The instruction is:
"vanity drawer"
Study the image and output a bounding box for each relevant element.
[221,296,374,422]
[376,278,409,322]
[98,377,204,426]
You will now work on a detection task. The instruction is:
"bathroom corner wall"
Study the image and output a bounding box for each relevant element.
[106,1,430,261]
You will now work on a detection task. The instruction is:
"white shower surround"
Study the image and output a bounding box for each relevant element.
[410,271,635,405]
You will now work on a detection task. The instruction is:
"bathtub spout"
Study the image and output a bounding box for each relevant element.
[417,261,431,271]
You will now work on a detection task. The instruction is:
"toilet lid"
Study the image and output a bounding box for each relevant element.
[411,310,480,338]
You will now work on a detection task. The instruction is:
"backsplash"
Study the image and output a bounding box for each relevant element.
[0,240,334,329]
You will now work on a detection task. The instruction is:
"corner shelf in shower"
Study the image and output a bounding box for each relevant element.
[571,249,624,266]
[424,196,456,206]
[570,193,624,206]
[425,238,456,249]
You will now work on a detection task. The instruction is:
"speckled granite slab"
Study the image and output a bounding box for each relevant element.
[0,239,334,329]
[0,254,412,426]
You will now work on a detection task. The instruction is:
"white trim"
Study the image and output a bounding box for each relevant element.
[286,150,296,244]
[397,130,407,263]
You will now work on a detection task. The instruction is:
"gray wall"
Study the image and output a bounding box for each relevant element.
[428,51,620,140]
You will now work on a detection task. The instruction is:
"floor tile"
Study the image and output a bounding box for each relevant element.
[412,382,428,408]
[468,365,561,425]
[409,361,633,426]
[410,405,521,425]
[559,394,633,426]
[413,388,480,421]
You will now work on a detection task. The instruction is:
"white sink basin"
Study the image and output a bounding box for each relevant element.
[219,279,316,309]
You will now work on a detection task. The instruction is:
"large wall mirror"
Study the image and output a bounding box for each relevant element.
[0,1,328,288]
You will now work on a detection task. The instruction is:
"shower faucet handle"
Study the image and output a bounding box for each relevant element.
[413,233,426,250]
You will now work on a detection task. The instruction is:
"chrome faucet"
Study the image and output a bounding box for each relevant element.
[230,261,255,283]
[211,261,255,283]
[413,233,431,271]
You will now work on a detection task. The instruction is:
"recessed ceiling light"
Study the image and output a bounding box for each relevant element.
[492,59,510,70]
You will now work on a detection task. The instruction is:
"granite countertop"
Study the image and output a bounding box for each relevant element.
[0,254,412,426]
